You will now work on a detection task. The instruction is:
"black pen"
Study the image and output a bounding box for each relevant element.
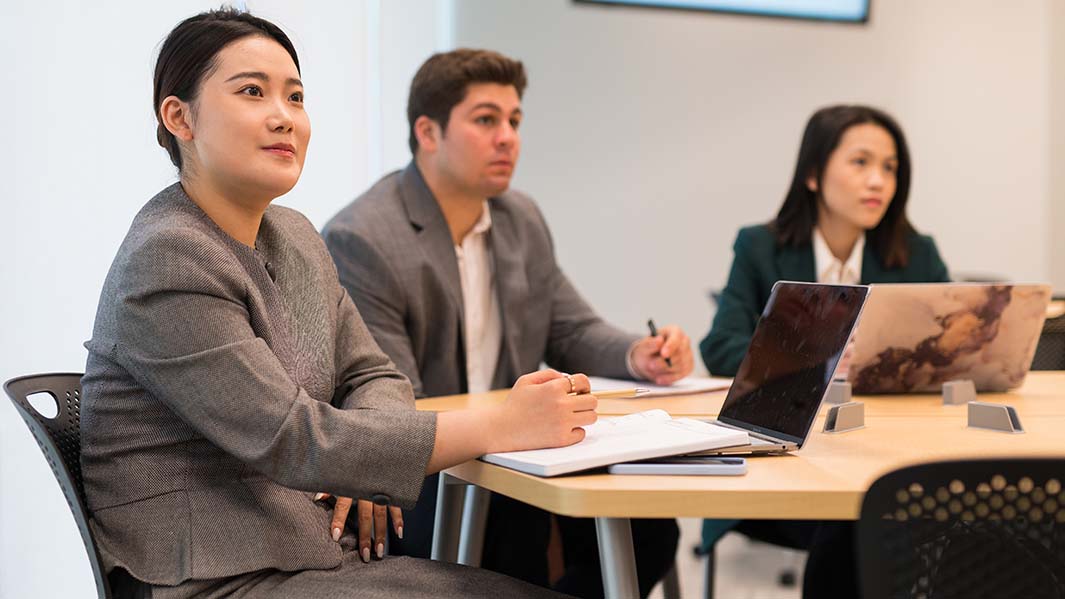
[646,318,673,368]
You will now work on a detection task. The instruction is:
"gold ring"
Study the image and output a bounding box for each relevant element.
[565,374,576,394]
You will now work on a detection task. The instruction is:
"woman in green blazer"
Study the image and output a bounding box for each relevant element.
[701,105,950,377]
[698,105,951,598]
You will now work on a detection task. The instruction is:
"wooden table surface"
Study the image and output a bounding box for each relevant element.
[420,372,1065,520]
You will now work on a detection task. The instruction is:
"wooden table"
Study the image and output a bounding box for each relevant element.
[421,372,1065,598]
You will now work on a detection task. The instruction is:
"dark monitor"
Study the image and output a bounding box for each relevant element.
[575,0,871,24]
[718,282,869,445]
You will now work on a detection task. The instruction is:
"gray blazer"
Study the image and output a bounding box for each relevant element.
[322,163,639,398]
[81,183,437,586]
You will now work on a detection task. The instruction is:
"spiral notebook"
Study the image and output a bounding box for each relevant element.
[481,410,749,477]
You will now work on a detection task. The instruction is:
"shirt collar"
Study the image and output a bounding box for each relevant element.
[813,227,864,284]
[457,201,493,247]
[471,201,493,235]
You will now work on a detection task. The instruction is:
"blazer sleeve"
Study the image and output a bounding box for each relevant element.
[921,235,951,283]
[111,231,435,508]
[529,206,640,378]
[700,229,765,377]
[543,269,640,378]
[324,226,428,398]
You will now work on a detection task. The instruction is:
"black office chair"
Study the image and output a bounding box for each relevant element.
[857,458,1065,599]
[5,373,111,599]
[1030,306,1065,371]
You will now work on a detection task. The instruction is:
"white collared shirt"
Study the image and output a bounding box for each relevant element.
[455,202,503,394]
[813,228,864,285]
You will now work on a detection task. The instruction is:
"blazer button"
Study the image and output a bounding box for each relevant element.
[371,493,391,506]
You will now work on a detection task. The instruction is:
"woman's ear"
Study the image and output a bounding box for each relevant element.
[159,95,194,142]
[806,174,818,193]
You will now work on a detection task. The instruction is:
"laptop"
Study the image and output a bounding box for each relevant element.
[695,281,869,456]
[847,283,1052,394]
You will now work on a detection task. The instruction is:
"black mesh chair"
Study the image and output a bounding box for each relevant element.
[858,459,1065,599]
[5,373,111,599]
[1030,307,1065,371]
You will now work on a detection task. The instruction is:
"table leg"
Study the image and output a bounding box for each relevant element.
[662,562,681,599]
[431,473,466,561]
[457,485,491,566]
[595,517,640,599]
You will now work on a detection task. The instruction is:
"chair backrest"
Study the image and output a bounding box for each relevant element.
[1031,311,1065,371]
[858,459,1065,599]
[5,373,111,599]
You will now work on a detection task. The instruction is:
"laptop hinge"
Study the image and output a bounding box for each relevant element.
[710,420,788,445]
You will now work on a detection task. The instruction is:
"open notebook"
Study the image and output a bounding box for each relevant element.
[587,376,733,398]
[481,410,749,477]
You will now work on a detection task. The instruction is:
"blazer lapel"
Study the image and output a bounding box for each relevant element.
[398,163,466,324]
[487,200,528,386]
[774,242,817,283]
[860,237,900,283]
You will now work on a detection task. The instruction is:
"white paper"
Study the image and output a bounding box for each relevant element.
[482,409,748,477]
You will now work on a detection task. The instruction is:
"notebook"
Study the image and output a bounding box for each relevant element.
[481,409,749,477]
[587,375,733,398]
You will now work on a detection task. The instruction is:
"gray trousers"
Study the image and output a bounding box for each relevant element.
[142,551,573,599]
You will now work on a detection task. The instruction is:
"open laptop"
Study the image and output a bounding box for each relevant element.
[694,281,869,456]
[848,283,1052,394]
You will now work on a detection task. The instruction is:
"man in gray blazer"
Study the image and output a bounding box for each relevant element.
[324,49,694,598]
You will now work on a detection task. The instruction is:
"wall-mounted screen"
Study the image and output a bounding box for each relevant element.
[575,0,871,24]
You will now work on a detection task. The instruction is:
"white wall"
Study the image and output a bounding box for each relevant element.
[376,0,456,174]
[451,0,1060,365]
[1050,0,1065,287]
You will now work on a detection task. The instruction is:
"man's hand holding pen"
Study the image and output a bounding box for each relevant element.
[631,320,694,385]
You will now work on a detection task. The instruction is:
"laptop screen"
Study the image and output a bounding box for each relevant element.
[849,283,1052,393]
[718,282,868,445]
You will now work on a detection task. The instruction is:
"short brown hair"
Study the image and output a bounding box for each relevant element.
[407,48,527,154]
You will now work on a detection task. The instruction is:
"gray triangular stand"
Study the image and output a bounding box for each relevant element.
[967,401,1024,433]
[824,381,852,405]
[943,379,977,405]
[823,401,864,434]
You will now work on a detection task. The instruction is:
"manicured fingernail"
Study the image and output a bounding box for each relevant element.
[376,543,384,559]
[361,547,371,563]
[331,527,341,542]
[314,492,325,501]
[398,525,404,539]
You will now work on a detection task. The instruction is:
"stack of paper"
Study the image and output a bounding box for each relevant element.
[587,376,733,398]
[482,410,749,477]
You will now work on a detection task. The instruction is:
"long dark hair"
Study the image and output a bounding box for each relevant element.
[153,8,300,170]
[770,105,914,268]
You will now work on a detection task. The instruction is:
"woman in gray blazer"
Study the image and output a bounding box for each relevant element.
[81,9,590,598]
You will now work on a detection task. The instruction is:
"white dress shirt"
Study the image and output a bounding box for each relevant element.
[455,203,504,394]
[813,228,864,285]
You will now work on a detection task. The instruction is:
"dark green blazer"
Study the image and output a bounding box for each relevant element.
[699,224,950,376]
